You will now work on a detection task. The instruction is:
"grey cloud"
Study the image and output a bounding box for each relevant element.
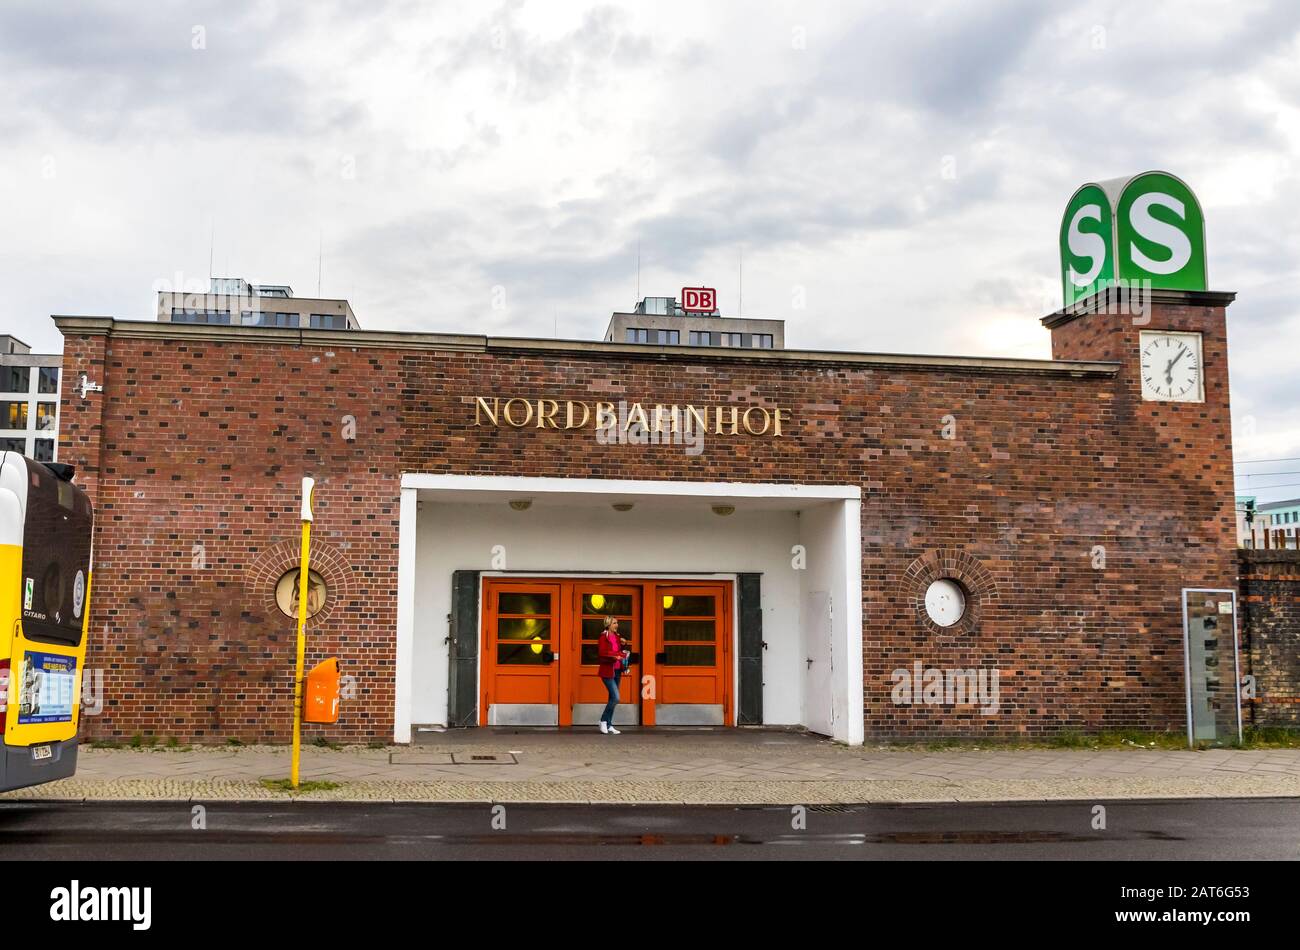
[0,0,373,140]
[815,0,1055,116]
[429,1,664,104]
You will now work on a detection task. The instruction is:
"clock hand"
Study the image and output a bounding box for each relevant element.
[1164,347,1188,386]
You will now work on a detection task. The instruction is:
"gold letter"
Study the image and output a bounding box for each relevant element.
[714,406,740,435]
[595,402,617,432]
[503,398,533,427]
[565,401,590,429]
[536,399,560,429]
[743,406,771,435]
[773,407,791,436]
[686,405,708,437]
[625,403,649,432]
[652,405,679,434]
[474,397,499,427]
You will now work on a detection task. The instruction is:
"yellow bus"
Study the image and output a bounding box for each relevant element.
[0,454,93,792]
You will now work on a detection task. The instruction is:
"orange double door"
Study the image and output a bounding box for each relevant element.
[480,578,732,727]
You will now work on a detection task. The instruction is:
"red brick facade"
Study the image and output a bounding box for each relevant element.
[1239,549,1300,726]
[55,289,1238,743]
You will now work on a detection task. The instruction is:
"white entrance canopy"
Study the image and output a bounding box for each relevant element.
[395,474,863,745]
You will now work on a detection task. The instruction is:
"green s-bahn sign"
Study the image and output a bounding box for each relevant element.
[1060,171,1207,304]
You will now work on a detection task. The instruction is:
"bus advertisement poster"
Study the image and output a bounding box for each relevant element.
[16,650,77,725]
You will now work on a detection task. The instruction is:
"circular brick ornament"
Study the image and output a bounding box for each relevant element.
[901,549,997,637]
[245,537,353,626]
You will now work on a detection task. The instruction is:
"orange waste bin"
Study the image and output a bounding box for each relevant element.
[303,658,341,724]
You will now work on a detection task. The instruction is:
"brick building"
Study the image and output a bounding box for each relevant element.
[51,284,1240,745]
[1239,549,1300,727]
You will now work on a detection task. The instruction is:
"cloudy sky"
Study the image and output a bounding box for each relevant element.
[1,1,1297,498]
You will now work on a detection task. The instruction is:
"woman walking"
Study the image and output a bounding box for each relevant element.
[597,616,629,735]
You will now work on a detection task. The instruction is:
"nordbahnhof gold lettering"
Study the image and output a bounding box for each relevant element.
[471,396,791,436]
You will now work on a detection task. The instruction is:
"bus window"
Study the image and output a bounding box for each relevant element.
[20,459,93,646]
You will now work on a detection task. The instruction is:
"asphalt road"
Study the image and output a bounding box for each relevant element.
[0,797,1297,860]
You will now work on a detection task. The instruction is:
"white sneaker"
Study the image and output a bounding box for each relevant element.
[599,721,609,734]
[608,726,621,735]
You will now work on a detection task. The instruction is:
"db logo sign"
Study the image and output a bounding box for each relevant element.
[680,287,717,313]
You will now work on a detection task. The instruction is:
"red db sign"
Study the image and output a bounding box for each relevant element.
[680,287,717,313]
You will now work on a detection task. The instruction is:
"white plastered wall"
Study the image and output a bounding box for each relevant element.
[798,499,864,745]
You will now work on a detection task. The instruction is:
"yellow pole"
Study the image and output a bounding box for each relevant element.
[291,477,315,789]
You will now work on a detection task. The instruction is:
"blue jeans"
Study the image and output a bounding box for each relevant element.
[600,676,620,726]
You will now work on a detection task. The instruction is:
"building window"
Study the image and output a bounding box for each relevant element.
[309,314,346,330]
[688,330,711,346]
[750,334,773,349]
[0,437,24,452]
[655,329,680,345]
[1,401,28,429]
[32,439,54,462]
[1,367,29,393]
[37,367,58,393]
[35,403,56,431]
[35,400,57,431]
[243,311,300,328]
[625,328,649,343]
[172,309,231,325]
[719,333,743,347]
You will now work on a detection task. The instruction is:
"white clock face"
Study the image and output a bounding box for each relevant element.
[1140,331,1203,402]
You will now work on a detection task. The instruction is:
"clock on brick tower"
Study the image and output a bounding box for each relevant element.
[1139,330,1204,402]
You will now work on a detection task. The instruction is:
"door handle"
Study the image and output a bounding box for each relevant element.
[806,657,813,669]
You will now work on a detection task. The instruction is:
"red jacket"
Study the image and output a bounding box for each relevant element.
[597,631,624,678]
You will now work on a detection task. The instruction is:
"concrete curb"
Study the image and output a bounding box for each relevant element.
[4,773,1298,806]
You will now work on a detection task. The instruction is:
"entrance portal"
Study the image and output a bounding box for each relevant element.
[480,577,733,727]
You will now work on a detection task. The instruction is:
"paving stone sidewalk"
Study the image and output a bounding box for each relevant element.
[5,729,1300,804]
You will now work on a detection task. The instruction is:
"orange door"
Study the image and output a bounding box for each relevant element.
[569,583,642,726]
[480,582,562,725]
[480,577,732,729]
[651,583,730,726]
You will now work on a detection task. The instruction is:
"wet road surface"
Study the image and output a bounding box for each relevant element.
[1,798,1297,860]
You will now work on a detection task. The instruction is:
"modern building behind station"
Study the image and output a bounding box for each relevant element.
[0,334,61,462]
[604,293,784,349]
[157,277,360,330]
